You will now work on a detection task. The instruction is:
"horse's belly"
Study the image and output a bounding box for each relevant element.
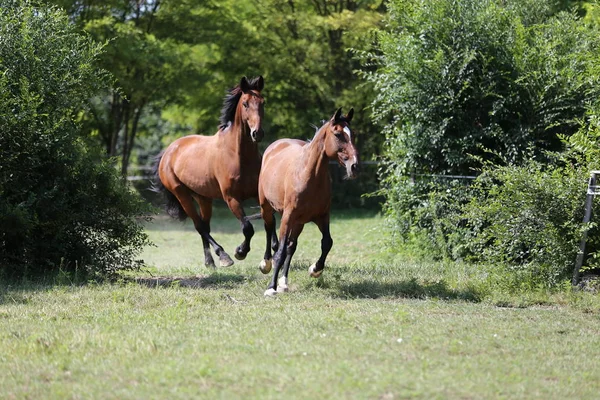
[184,175,222,199]
[260,169,287,212]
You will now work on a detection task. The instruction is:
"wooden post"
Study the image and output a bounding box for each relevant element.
[573,171,599,285]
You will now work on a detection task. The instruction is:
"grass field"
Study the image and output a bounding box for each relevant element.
[1,203,600,399]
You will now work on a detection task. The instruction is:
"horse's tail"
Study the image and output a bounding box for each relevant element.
[246,212,262,221]
[151,151,188,221]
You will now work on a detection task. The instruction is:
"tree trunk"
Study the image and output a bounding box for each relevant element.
[121,103,144,177]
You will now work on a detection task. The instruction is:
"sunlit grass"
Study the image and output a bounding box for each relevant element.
[1,204,600,399]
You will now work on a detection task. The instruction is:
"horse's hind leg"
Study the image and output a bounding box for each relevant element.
[193,195,234,267]
[271,215,279,253]
[190,195,215,268]
[199,236,215,268]
[264,213,301,296]
[259,206,276,274]
[173,188,233,268]
[278,224,303,293]
[309,215,333,278]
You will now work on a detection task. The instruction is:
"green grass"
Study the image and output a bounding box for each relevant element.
[1,203,600,399]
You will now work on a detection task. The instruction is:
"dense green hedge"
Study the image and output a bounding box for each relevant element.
[370,0,600,286]
[0,1,151,279]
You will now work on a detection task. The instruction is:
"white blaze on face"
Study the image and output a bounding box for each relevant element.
[342,125,358,167]
[343,126,352,141]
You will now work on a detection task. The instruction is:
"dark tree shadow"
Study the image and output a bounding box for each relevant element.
[332,277,482,302]
[0,272,249,304]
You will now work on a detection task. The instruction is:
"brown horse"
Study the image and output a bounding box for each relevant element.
[258,107,359,296]
[153,76,265,268]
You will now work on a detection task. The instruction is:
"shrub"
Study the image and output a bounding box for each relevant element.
[0,1,151,279]
[460,158,592,288]
[369,0,600,284]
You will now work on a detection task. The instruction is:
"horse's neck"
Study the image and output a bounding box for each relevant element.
[223,118,257,160]
[301,128,330,180]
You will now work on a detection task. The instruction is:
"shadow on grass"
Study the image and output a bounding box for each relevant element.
[333,277,482,302]
[130,272,247,290]
[0,272,248,304]
[0,289,38,305]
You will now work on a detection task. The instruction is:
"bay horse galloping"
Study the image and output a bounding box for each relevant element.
[258,107,359,296]
[153,76,265,268]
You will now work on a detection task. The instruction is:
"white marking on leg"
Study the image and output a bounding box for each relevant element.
[264,288,277,297]
[278,276,289,292]
[308,263,323,278]
[259,258,272,274]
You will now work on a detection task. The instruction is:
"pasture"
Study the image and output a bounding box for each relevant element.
[1,204,600,399]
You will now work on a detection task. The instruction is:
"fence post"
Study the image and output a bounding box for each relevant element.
[573,171,600,285]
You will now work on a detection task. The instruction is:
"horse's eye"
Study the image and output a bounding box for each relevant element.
[335,131,344,140]
[243,101,249,108]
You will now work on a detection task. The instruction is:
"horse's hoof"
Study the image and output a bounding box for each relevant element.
[264,288,277,297]
[204,254,216,268]
[308,264,322,278]
[220,254,234,267]
[277,276,289,292]
[234,245,248,260]
[259,259,272,274]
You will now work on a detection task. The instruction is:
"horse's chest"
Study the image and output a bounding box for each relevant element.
[228,165,260,198]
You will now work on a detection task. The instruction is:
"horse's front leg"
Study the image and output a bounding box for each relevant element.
[224,196,254,260]
[309,215,333,278]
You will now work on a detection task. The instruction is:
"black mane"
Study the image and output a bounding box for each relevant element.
[219,76,263,130]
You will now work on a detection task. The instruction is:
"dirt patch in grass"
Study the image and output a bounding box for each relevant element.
[130,273,247,289]
[132,275,211,288]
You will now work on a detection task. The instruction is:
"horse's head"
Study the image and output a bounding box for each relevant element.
[239,75,265,143]
[324,107,359,179]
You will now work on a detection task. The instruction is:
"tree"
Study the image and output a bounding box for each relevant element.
[44,0,218,175]
[45,0,387,177]
[0,0,151,279]
[229,0,386,157]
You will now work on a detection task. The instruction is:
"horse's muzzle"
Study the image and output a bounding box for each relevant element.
[345,161,359,180]
[250,127,264,143]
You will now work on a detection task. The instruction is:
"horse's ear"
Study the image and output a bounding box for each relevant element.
[333,107,343,122]
[345,108,354,123]
[256,75,264,92]
[240,76,250,93]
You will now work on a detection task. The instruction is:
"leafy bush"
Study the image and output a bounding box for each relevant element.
[369,0,600,286]
[460,158,592,288]
[0,1,151,279]
[372,0,600,177]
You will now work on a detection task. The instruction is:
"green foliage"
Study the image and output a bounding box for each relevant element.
[372,0,600,177]
[461,158,591,288]
[0,0,151,279]
[369,0,600,285]
[45,0,386,182]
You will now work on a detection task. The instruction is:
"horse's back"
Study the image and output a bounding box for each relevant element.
[261,138,307,176]
[263,139,306,161]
